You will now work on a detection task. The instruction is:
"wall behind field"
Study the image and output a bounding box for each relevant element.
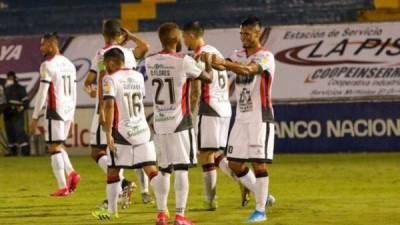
[2,22,400,154]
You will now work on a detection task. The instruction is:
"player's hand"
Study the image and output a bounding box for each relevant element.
[17,105,24,113]
[121,27,134,39]
[106,134,117,154]
[29,119,38,135]
[99,113,106,127]
[68,122,75,138]
[84,86,97,98]
[212,54,225,66]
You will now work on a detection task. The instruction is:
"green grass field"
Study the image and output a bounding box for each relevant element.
[0,153,399,225]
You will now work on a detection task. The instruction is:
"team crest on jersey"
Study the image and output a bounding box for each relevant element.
[239,88,253,112]
[103,82,111,93]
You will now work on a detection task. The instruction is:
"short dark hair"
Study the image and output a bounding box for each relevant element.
[158,22,180,46]
[103,19,122,38]
[6,71,17,83]
[104,47,125,63]
[183,21,204,37]
[42,32,60,43]
[241,16,262,28]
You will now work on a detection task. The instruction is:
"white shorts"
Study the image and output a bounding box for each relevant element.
[107,141,157,169]
[197,115,230,151]
[90,114,107,149]
[227,122,275,163]
[154,129,197,170]
[45,119,72,144]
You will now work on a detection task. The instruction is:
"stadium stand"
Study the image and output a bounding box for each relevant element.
[0,0,374,36]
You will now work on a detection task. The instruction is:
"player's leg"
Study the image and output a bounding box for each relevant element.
[90,116,108,174]
[92,166,121,220]
[227,122,256,193]
[150,135,172,225]
[134,168,154,204]
[246,122,275,222]
[45,119,73,196]
[197,115,219,210]
[214,117,236,179]
[48,143,69,196]
[134,141,170,224]
[200,151,217,210]
[171,129,196,225]
[59,120,80,192]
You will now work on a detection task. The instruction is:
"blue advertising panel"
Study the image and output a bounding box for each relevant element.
[271,101,400,153]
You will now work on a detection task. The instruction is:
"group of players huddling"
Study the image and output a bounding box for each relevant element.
[29,16,276,224]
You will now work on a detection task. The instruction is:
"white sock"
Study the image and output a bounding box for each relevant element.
[238,169,256,193]
[217,157,237,181]
[118,169,124,194]
[97,155,108,174]
[107,181,120,213]
[255,175,269,212]
[135,169,149,193]
[61,149,74,175]
[51,153,67,189]
[175,170,189,216]
[150,172,170,213]
[203,169,217,201]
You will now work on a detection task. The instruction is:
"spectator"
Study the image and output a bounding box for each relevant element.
[4,71,30,156]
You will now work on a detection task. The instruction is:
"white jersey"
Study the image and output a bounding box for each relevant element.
[195,45,231,118]
[229,48,275,123]
[90,44,137,113]
[33,55,77,121]
[145,51,202,134]
[102,68,150,145]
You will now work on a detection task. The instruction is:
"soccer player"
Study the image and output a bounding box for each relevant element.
[182,21,236,211]
[84,19,152,207]
[91,48,168,222]
[145,22,213,225]
[210,17,276,222]
[29,32,80,197]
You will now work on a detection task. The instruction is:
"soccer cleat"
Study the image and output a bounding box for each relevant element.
[266,194,276,207]
[247,210,267,223]
[67,171,81,192]
[173,215,194,225]
[142,192,155,204]
[49,188,69,197]
[92,208,119,220]
[203,200,217,211]
[240,183,251,207]
[120,179,136,209]
[156,212,169,225]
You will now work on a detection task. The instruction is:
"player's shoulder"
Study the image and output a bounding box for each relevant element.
[255,48,274,58]
[201,44,221,55]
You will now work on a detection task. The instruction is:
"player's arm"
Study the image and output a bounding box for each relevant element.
[83,70,97,98]
[30,64,51,135]
[122,28,150,60]
[102,76,116,152]
[190,79,201,115]
[212,54,260,76]
[98,71,107,126]
[196,53,213,83]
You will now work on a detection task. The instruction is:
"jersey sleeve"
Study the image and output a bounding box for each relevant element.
[252,51,275,75]
[183,55,202,79]
[39,62,52,83]
[32,63,51,119]
[102,76,116,99]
